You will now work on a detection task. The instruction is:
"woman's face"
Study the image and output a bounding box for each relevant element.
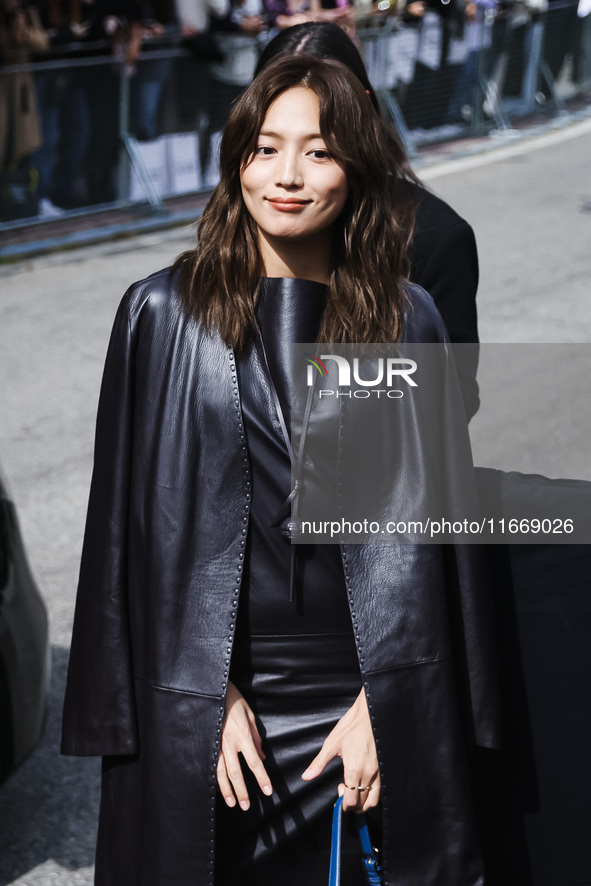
[240,87,349,249]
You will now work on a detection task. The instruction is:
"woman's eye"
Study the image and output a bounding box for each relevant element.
[309,149,331,160]
[255,145,276,156]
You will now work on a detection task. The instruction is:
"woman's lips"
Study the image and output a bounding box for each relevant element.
[266,198,311,212]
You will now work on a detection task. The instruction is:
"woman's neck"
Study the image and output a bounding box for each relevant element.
[258,229,332,284]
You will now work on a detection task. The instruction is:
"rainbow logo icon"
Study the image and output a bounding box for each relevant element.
[303,354,329,377]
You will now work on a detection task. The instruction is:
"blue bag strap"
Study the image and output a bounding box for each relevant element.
[328,795,344,886]
[328,795,382,886]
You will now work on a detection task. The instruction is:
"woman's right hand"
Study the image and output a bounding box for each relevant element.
[217,680,273,810]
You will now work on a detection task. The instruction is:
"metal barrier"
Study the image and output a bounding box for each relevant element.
[0,36,257,225]
[1,6,590,228]
[358,1,591,153]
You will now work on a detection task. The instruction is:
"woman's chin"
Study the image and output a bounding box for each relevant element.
[264,224,332,247]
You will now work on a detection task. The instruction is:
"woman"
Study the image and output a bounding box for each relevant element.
[62,55,499,886]
[255,22,481,421]
[0,0,47,197]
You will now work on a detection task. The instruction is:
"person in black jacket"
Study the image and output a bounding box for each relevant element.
[62,53,499,886]
[255,22,480,420]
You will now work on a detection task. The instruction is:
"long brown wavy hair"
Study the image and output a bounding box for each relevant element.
[173,54,410,351]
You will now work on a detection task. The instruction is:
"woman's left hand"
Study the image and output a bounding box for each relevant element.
[301,688,381,812]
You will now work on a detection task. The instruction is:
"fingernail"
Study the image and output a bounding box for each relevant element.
[301,768,316,779]
[262,785,273,796]
[225,796,236,807]
[239,800,250,811]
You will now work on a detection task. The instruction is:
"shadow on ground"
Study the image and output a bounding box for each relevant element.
[0,645,99,885]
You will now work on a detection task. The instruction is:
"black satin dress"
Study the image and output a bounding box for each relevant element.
[214,278,374,886]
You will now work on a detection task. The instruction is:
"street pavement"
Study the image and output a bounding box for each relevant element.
[0,120,590,885]
[424,120,591,481]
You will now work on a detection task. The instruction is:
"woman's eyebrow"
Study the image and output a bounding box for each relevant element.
[258,130,324,141]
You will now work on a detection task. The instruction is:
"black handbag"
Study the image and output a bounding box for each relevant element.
[328,795,382,886]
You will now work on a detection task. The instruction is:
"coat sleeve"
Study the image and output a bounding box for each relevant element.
[61,290,139,756]
[407,294,501,750]
[439,343,501,750]
[447,541,502,750]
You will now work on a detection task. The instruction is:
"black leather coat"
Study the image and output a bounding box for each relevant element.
[62,269,500,886]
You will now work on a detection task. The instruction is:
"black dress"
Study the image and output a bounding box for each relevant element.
[214,278,374,885]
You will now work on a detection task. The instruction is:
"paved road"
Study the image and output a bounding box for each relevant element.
[0,120,590,885]
[424,120,591,480]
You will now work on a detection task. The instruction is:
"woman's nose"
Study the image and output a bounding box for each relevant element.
[275,151,304,189]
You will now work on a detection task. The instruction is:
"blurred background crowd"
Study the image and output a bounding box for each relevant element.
[1,0,590,221]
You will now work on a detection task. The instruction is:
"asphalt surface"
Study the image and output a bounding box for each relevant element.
[424,119,591,481]
[0,119,590,885]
